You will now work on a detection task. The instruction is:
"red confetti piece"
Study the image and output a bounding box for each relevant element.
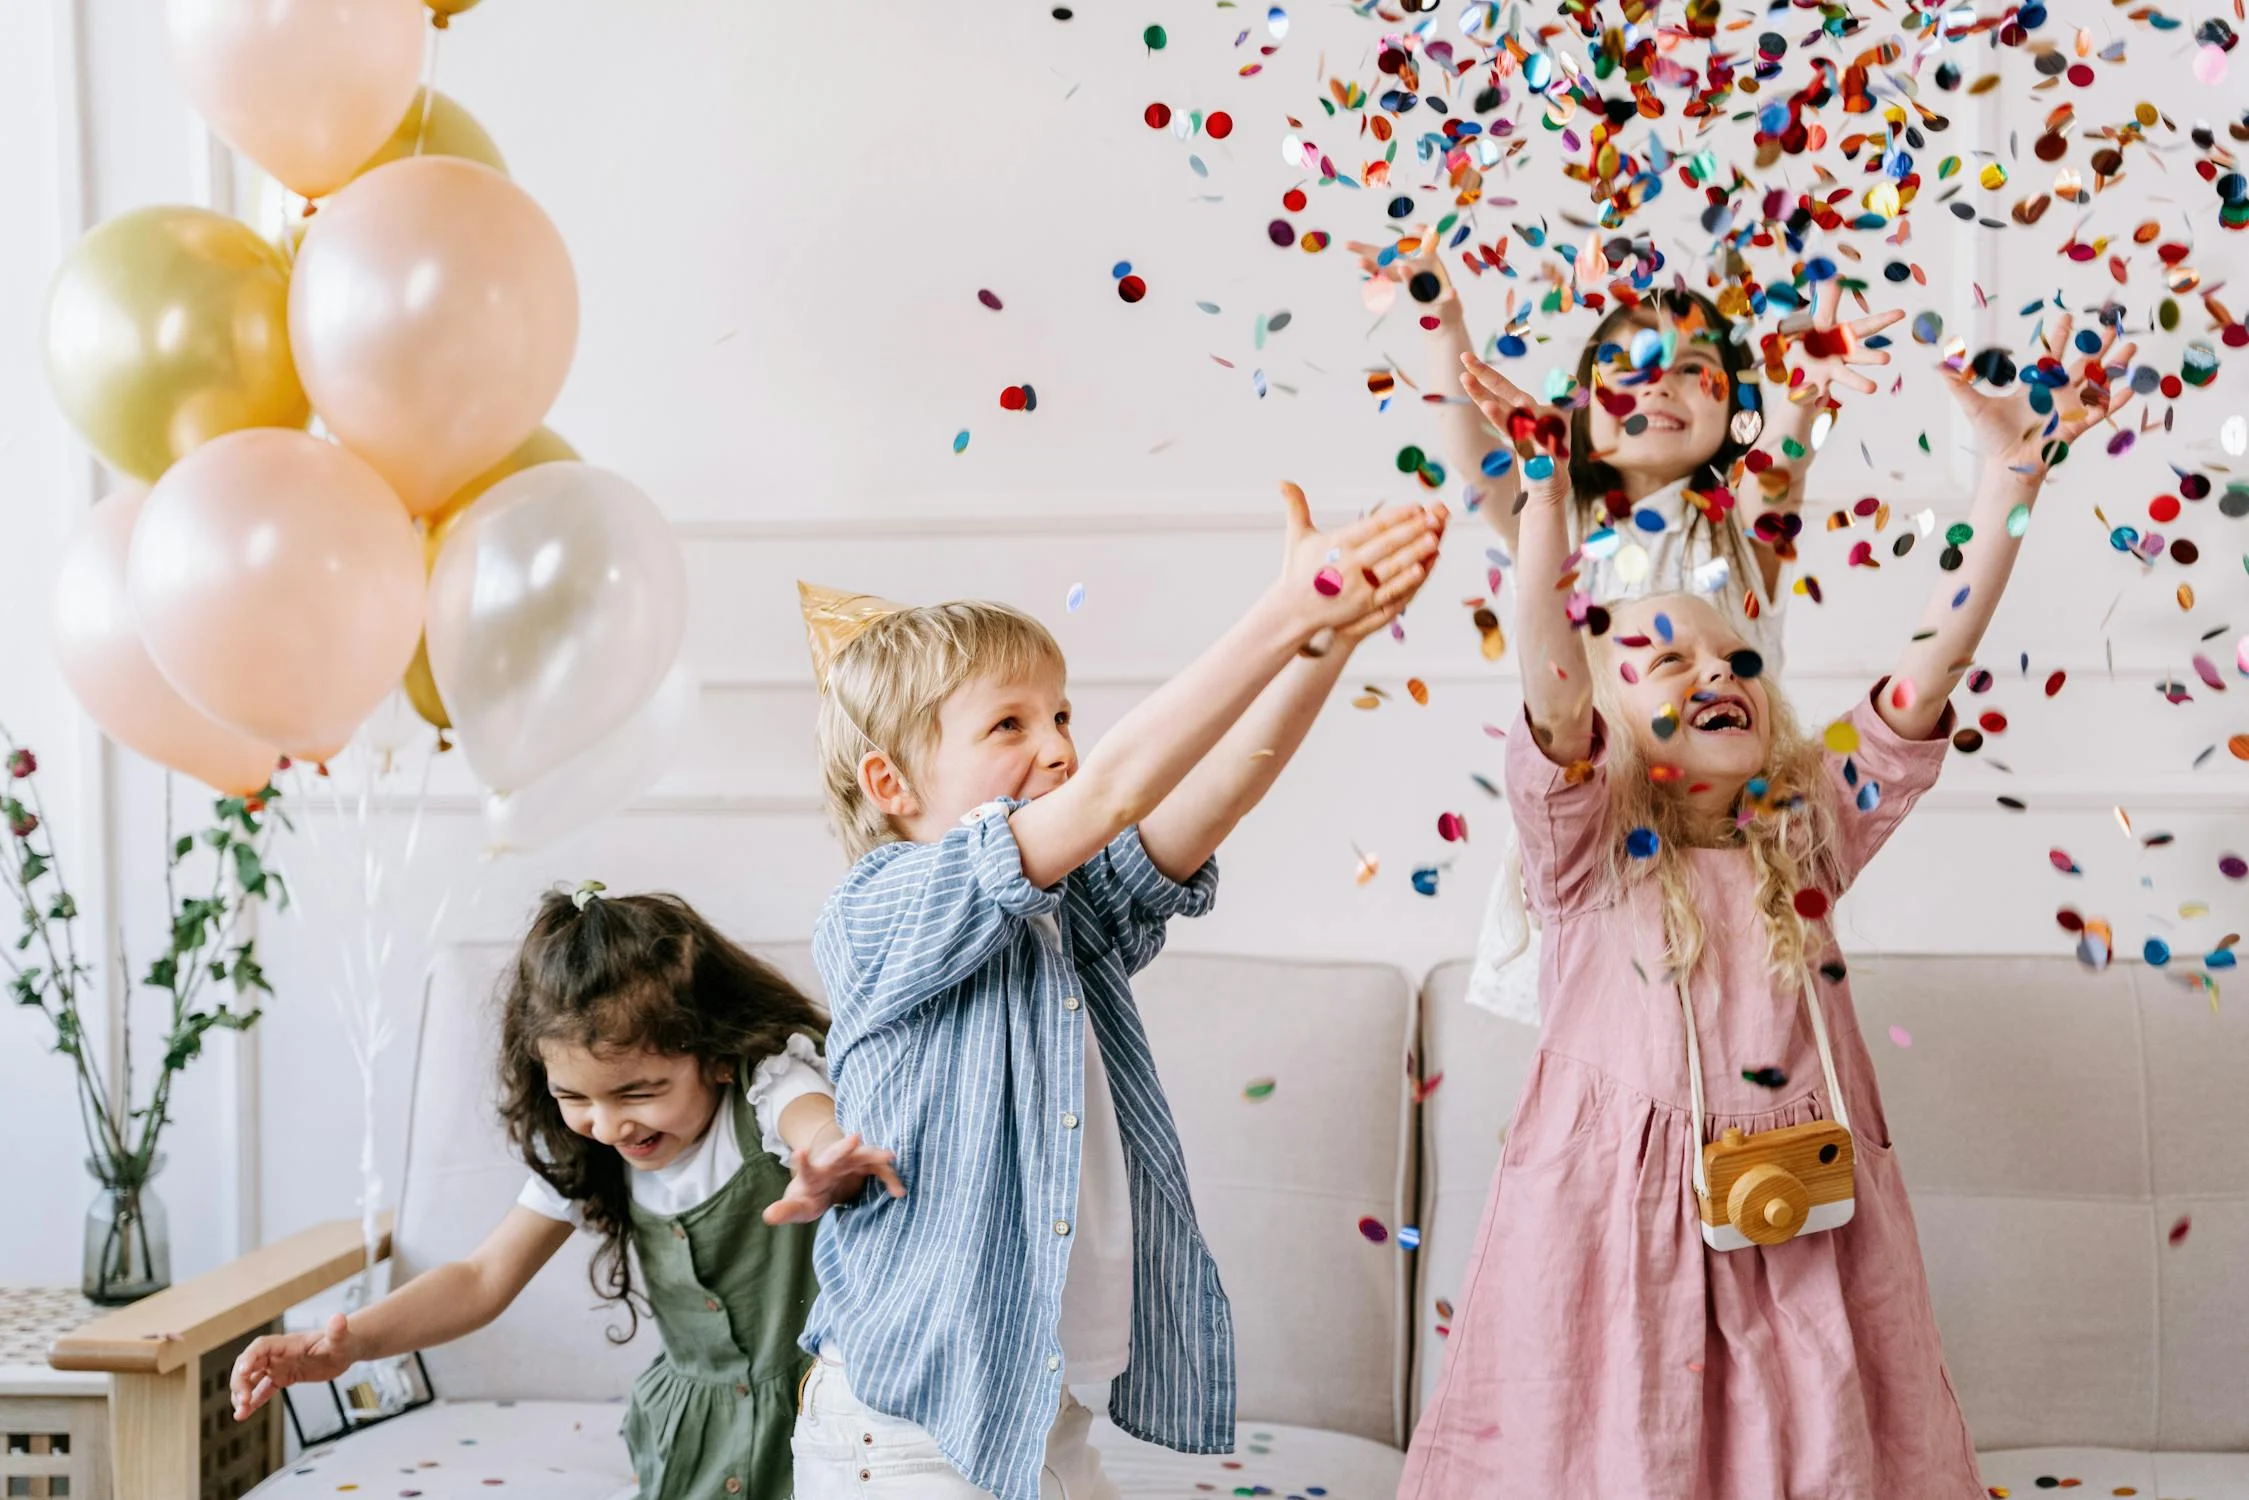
[1437,811,1468,843]
[2169,1215,2192,1247]
[1357,1215,1389,1245]
[2049,848,2081,875]
[977,289,1003,311]
[2044,671,2066,697]
[1117,274,1147,303]
[1792,888,1830,921]
[1144,102,1172,129]
[1206,110,1233,139]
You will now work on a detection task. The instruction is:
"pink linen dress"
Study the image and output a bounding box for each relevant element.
[1399,687,1984,1499]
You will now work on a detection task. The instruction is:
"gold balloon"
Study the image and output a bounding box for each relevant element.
[402,426,579,729]
[276,89,506,255]
[45,206,308,484]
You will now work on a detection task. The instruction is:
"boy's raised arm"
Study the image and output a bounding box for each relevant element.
[1009,491,1440,889]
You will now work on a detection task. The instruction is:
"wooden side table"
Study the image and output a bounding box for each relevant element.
[0,1288,112,1500]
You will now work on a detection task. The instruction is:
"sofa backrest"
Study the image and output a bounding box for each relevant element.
[398,942,1423,1442]
[1411,954,2249,1453]
[1130,953,1420,1447]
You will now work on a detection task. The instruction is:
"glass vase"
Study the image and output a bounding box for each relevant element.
[83,1153,170,1306]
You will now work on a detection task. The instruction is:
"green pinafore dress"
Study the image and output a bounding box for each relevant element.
[620,1075,820,1499]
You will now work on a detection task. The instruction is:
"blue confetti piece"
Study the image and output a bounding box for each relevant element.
[1951,586,1970,609]
[1396,1225,1422,1251]
[1654,611,1674,642]
[1480,448,1514,478]
[1066,583,1085,612]
[1524,454,1555,481]
[952,429,970,454]
[1111,260,1133,278]
[1855,779,1882,813]
[1410,866,1440,896]
[2144,938,2171,966]
[1626,827,1660,858]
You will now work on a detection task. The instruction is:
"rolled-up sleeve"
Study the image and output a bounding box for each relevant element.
[1075,825,1219,976]
[815,800,1062,1057]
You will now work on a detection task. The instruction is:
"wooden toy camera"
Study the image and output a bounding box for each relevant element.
[1697,1119,1855,1252]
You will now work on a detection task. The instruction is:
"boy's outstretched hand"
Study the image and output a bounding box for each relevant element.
[764,1129,906,1224]
[1275,482,1445,651]
[231,1313,359,1421]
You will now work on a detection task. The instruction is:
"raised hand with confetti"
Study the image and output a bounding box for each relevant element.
[1746,279,1906,512]
[1937,311,2138,477]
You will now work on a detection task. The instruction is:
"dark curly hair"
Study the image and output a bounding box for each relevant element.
[496,889,827,1341]
[1566,286,1763,571]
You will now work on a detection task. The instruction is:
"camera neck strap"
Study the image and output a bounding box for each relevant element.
[1676,968,1851,1198]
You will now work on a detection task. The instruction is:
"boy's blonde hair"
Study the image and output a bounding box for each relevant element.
[816,600,1067,862]
[1585,612,1846,989]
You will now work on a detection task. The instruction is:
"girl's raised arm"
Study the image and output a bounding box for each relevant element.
[1879,315,2137,742]
[1508,456,1597,765]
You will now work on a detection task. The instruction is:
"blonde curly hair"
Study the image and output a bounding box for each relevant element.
[1584,603,1846,987]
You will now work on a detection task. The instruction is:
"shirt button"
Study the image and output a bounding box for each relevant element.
[1054,1219,1071,1236]
[725,1480,742,1495]
[1047,1355,1062,1372]
[1062,994,1081,1011]
[1062,1112,1079,1129]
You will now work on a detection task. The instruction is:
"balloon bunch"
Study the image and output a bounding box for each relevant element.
[43,0,692,854]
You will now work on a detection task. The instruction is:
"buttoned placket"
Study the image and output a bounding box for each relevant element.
[1033,912,1082,1380]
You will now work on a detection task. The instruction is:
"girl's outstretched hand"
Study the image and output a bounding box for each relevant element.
[1940,312,2138,477]
[764,1130,905,1224]
[1457,351,1569,462]
[1777,280,1903,401]
[231,1313,358,1421]
[1345,222,1457,321]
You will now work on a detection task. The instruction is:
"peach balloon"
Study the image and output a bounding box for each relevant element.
[163,0,426,199]
[52,489,279,796]
[290,157,578,515]
[129,429,427,757]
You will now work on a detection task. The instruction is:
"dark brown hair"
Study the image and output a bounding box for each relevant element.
[496,889,827,1340]
[1566,287,1760,563]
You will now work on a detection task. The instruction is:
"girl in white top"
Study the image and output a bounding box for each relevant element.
[1354,228,1898,1023]
[229,888,905,1500]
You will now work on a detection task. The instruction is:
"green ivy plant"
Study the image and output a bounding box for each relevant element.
[1,728,287,1295]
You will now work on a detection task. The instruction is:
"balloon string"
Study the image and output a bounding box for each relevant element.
[415,21,444,158]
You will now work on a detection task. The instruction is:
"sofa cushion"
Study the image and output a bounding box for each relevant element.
[246,1400,635,1499]
[1132,953,1419,1447]
[1090,1417,1404,1498]
[1978,1447,2249,1499]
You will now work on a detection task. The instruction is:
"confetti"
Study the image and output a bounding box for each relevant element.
[1437,812,1468,843]
[1357,1216,1389,1245]
[1742,1066,1789,1089]
[977,289,1003,311]
[1888,1026,1913,1049]
[1065,583,1085,613]
[2169,1214,2192,1247]
[1243,1078,1276,1102]
[951,430,970,454]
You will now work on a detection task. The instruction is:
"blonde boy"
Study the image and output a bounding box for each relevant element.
[789,489,1445,1500]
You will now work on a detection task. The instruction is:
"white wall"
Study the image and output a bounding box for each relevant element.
[2,1,2242,1287]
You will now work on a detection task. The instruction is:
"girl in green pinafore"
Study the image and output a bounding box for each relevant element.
[228,888,905,1499]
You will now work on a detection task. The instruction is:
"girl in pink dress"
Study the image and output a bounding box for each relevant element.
[1401,313,2140,1498]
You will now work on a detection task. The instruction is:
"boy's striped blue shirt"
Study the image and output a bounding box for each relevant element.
[802,798,1235,1500]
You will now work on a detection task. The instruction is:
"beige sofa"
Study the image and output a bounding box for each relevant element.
[61,944,2249,1498]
